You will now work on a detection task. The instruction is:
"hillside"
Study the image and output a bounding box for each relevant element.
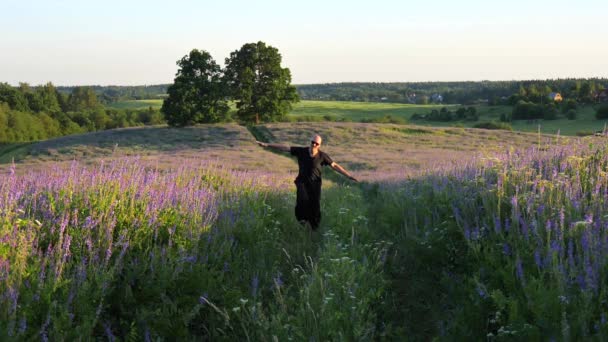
[0,122,576,181]
[4,121,608,340]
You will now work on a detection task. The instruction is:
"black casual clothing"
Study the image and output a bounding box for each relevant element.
[290,147,333,229]
[295,180,322,229]
[290,147,333,183]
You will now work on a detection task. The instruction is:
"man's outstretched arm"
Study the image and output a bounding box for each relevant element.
[256,141,290,152]
[330,162,358,182]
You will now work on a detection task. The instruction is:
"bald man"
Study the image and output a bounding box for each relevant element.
[257,134,357,230]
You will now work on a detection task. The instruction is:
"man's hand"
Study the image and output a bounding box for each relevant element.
[256,141,268,148]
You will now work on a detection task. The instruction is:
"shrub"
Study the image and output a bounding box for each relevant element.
[576,130,594,136]
[542,105,558,120]
[563,99,577,112]
[473,121,512,131]
[512,101,543,120]
[566,109,577,120]
[596,105,608,119]
[499,112,512,122]
[361,115,407,124]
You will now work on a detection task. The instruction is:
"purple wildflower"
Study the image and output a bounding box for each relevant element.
[493,215,501,234]
[251,275,259,298]
[534,249,542,269]
[199,292,209,305]
[19,317,26,334]
[502,243,511,256]
[273,272,284,289]
[515,258,525,284]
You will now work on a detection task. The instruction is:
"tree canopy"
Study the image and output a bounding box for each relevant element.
[161,49,229,126]
[224,41,299,124]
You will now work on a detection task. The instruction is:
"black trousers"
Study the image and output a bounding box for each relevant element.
[295,180,322,230]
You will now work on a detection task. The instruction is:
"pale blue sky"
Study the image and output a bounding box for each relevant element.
[1,0,606,85]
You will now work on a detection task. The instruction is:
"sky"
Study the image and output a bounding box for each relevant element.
[1,0,607,86]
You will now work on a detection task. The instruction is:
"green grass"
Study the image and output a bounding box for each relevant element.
[0,142,33,163]
[106,99,164,110]
[288,101,608,136]
[287,100,453,122]
[104,99,608,136]
[509,106,608,136]
[4,115,608,339]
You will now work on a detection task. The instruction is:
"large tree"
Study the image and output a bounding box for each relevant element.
[67,87,99,111]
[161,49,228,126]
[224,41,299,124]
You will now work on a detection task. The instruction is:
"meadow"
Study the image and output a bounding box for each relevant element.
[108,99,608,136]
[2,121,608,340]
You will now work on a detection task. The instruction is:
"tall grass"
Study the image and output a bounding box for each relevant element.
[367,141,608,339]
[3,138,608,339]
[0,159,389,340]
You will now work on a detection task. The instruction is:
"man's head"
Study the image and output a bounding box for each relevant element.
[310,134,322,150]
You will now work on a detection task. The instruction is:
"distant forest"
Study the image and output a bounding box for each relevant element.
[2,78,608,143]
[296,79,608,104]
[56,78,608,106]
[0,83,164,143]
[56,84,169,103]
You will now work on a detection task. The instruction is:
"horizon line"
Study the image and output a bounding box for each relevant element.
[4,76,608,88]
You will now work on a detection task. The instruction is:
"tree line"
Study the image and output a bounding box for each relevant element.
[0,82,163,143]
[57,84,169,103]
[162,41,299,126]
[296,79,607,105]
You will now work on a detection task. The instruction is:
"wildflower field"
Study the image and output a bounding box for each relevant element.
[2,123,608,340]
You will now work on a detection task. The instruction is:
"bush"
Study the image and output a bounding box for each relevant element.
[361,115,407,124]
[576,130,594,136]
[473,121,512,131]
[512,101,543,120]
[563,99,577,113]
[566,109,577,120]
[596,105,608,119]
[543,105,558,120]
[499,112,512,122]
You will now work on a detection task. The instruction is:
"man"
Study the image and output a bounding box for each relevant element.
[256,134,358,230]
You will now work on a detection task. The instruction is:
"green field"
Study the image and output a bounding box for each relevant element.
[287,100,453,121]
[106,99,164,110]
[107,99,608,136]
[3,121,608,340]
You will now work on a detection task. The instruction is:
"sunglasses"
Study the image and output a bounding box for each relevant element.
[310,141,320,147]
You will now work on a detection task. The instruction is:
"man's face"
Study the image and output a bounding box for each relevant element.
[311,135,322,150]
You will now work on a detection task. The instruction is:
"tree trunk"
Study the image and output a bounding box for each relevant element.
[255,112,259,124]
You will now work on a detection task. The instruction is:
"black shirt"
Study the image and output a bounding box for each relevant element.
[290,146,333,183]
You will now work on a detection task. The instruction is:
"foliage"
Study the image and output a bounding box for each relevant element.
[162,50,229,126]
[296,78,607,105]
[56,84,169,103]
[5,125,608,340]
[500,112,512,122]
[0,83,166,143]
[512,101,559,120]
[360,115,407,124]
[0,159,389,340]
[67,87,100,112]
[472,121,513,130]
[368,142,608,339]
[411,106,478,122]
[564,99,577,113]
[224,41,299,124]
[595,105,608,119]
